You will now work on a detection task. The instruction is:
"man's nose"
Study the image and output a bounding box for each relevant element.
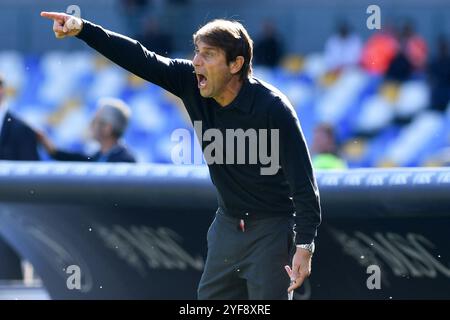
[193,54,202,67]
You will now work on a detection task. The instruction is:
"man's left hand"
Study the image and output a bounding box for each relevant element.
[284,247,312,293]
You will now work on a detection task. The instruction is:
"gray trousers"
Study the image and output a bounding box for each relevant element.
[197,210,296,300]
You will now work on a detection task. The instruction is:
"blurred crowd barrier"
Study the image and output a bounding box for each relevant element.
[0,162,449,299]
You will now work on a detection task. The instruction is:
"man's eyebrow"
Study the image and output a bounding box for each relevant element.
[197,46,218,52]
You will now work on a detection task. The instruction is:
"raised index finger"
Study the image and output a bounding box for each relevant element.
[40,11,65,21]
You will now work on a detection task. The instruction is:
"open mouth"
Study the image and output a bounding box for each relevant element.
[196,73,208,89]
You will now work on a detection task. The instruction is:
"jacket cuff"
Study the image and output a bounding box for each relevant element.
[75,19,91,41]
[295,232,316,245]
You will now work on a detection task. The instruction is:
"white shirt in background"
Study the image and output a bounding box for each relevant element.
[324,33,362,72]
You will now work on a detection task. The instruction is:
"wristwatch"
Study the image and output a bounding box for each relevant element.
[296,241,315,254]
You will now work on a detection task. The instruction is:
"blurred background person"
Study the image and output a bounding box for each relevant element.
[385,21,427,82]
[400,21,428,72]
[0,75,39,161]
[312,123,347,170]
[0,74,39,283]
[38,98,136,163]
[137,18,173,56]
[384,41,414,82]
[427,35,450,112]
[323,21,362,73]
[360,23,399,75]
[254,20,284,67]
[120,0,150,37]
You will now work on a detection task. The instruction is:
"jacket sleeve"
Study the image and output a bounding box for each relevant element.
[76,20,195,98]
[270,97,322,245]
[16,121,40,161]
[51,150,92,162]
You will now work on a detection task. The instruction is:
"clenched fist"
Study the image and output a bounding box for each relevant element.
[40,11,83,39]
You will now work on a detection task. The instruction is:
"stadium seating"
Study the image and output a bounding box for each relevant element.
[0,50,448,167]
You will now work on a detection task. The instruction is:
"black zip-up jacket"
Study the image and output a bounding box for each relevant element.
[76,20,321,244]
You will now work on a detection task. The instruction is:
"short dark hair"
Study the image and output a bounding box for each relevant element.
[0,75,4,88]
[193,19,253,80]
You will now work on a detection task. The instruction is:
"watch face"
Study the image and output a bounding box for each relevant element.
[304,243,315,253]
[297,241,315,253]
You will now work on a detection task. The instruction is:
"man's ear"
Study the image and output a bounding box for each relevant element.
[230,56,245,75]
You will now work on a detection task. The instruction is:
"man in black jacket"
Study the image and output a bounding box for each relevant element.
[41,11,321,300]
[0,76,39,161]
[38,97,136,163]
[0,75,40,280]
